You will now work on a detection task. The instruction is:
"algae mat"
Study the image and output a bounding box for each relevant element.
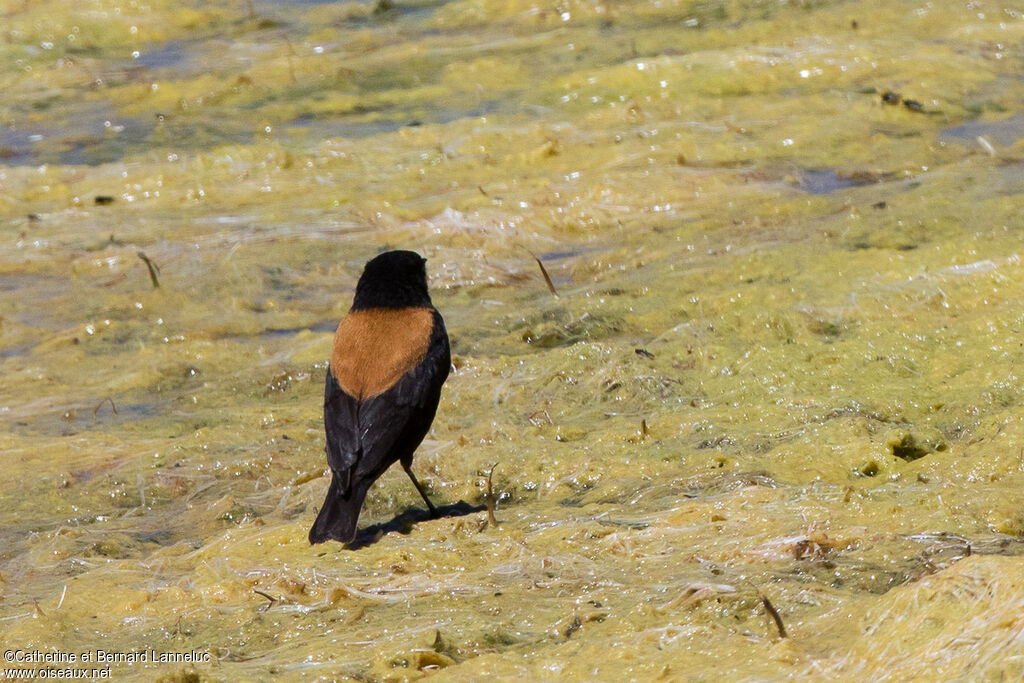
[1,0,1024,680]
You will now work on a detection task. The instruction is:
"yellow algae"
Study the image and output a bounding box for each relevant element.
[1,0,1024,680]
[807,555,1024,680]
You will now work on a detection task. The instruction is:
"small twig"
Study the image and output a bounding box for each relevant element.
[93,397,118,420]
[485,463,500,527]
[761,595,787,638]
[137,251,161,289]
[253,589,278,612]
[976,136,996,157]
[529,251,559,297]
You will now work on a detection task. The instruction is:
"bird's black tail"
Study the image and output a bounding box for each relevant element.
[308,474,370,545]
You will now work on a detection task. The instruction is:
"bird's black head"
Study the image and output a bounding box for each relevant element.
[351,250,433,310]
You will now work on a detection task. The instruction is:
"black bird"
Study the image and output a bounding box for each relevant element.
[309,250,451,545]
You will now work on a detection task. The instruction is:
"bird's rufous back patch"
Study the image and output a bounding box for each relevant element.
[330,307,434,400]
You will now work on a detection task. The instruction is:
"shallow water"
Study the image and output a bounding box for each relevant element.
[2,0,1024,680]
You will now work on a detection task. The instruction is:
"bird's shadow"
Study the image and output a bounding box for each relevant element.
[345,500,485,550]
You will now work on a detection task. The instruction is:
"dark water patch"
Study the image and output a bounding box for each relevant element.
[378,0,460,23]
[55,119,154,166]
[287,116,413,140]
[2,100,259,166]
[66,119,256,166]
[940,112,1024,148]
[596,517,649,530]
[126,38,243,79]
[131,42,188,70]
[780,554,915,595]
[537,249,588,262]
[0,343,34,359]
[519,311,623,348]
[0,101,125,166]
[10,400,169,438]
[796,169,886,195]
[285,100,509,140]
[0,126,39,164]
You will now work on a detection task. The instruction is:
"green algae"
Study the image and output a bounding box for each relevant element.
[2,0,1024,680]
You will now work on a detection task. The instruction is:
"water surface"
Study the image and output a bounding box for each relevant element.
[2,0,1024,680]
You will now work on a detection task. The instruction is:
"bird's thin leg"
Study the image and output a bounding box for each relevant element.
[403,463,439,518]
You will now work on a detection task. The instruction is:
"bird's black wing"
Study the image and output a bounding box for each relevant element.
[323,309,450,494]
[323,366,361,494]
[355,309,450,476]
